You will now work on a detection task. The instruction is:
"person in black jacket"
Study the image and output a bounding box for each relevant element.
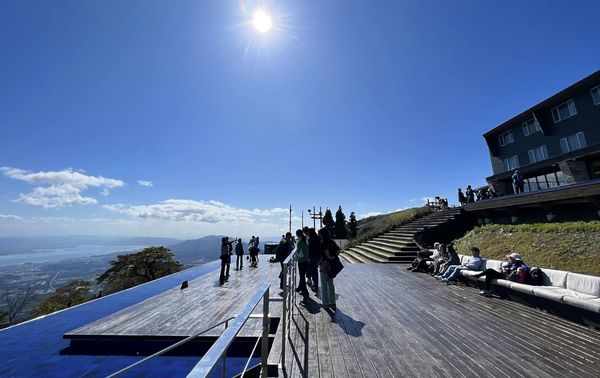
[318,228,340,311]
[307,228,321,293]
[277,232,293,289]
[235,238,244,270]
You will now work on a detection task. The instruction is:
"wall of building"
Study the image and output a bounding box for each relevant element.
[486,80,600,177]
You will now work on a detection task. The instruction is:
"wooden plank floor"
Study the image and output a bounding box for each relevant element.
[65,257,283,339]
[270,264,600,378]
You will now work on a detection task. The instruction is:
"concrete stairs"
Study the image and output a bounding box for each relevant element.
[341,208,462,264]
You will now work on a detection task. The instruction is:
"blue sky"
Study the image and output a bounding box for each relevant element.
[1,0,600,238]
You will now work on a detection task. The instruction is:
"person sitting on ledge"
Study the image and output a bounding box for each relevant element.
[472,252,529,297]
[408,242,441,272]
[439,246,483,284]
[437,244,460,277]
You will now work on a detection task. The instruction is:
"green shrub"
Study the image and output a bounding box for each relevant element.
[453,222,600,276]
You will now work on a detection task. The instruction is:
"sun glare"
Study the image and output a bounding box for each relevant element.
[253,9,272,33]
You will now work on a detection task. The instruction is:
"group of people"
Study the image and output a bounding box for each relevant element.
[458,184,498,205]
[219,235,261,285]
[273,227,342,311]
[409,242,531,297]
[219,227,343,311]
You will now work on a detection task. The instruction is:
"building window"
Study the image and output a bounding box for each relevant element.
[503,155,519,172]
[498,129,514,146]
[528,145,549,164]
[551,99,577,123]
[522,118,541,136]
[592,85,600,106]
[560,131,587,154]
[523,171,567,193]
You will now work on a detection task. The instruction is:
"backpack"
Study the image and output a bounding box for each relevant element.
[528,267,544,286]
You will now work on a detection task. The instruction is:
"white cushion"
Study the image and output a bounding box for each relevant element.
[484,260,502,271]
[541,268,568,288]
[510,282,535,294]
[494,279,512,288]
[563,296,600,312]
[566,273,600,297]
[533,287,566,302]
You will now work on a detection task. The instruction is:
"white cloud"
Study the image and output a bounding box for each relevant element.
[1,167,124,208]
[100,188,110,196]
[137,180,153,187]
[360,211,383,219]
[103,199,288,224]
[0,214,25,221]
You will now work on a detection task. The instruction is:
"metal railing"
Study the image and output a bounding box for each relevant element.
[106,317,235,378]
[106,252,298,378]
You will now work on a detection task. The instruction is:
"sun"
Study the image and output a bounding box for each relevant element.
[252,9,272,33]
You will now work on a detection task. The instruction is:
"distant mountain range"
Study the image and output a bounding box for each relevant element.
[168,236,279,266]
[0,235,279,267]
[0,236,180,256]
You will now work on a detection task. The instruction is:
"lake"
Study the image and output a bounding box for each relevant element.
[0,244,146,266]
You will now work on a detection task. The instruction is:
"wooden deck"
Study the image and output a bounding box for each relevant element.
[64,259,600,377]
[270,264,600,377]
[65,257,283,340]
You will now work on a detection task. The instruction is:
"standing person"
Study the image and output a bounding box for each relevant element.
[219,237,231,285]
[512,170,524,194]
[302,227,312,286]
[307,228,321,293]
[466,185,475,203]
[276,232,293,289]
[235,238,244,271]
[318,228,340,311]
[253,236,260,267]
[294,229,310,296]
[458,188,466,206]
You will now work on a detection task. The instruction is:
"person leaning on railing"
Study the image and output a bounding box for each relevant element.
[294,229,310,296]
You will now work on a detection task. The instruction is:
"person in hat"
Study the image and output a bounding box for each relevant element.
[466,185,475,203]
[472,252,529,297]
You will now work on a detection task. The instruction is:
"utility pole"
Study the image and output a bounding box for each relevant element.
[301,210,304,228]
[307,206,323,229]
[289,204,292,233]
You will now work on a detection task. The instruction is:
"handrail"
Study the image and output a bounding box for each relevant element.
[106,316,235,378]
[278,250,298,373]
[106,251,299,378]
[186,283,271,377]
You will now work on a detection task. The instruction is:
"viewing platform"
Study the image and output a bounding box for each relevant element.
[2,257,600,377]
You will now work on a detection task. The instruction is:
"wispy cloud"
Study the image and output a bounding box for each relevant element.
[360,211,383,219]
[103,199,288,224]
[137,180,153,187]
[1,166,124,208]
[0,214,25,221]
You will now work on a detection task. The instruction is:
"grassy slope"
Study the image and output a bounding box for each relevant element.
[346,206,433,248]
[453,222,600,276]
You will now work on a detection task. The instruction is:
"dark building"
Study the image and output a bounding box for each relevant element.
[484,69,600,195]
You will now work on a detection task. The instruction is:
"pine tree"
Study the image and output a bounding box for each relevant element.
[347,211,358,238]
[334,206,348,239]
[322,208,335,236]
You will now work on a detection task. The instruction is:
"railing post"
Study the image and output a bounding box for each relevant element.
[281,265,287,371]
[261,287,269,378]
[222,321,228,378]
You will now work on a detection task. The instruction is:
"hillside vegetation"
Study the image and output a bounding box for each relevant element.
[347,206,433,248]
[453,222,600,276]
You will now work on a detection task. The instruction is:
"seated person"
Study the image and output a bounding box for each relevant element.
[439,246,483,284]
[408,242,441,272]
[431,244,448,275]
[472,252,528,297]
[437,244,460,276]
